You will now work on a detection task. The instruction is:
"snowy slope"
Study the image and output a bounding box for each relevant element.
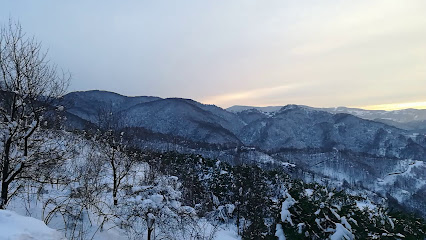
[2,130,241,240]
[0,210,64,240]
[119,98,243,144]
[238,105,426,159]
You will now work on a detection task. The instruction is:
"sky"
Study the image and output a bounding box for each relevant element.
[1,0,426,110]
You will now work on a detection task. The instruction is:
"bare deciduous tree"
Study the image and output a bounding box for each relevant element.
[101,130,136,206]
[0,20,70,209]
[95,104,136,206]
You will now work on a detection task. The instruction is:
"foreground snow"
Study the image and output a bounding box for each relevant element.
[214,228,240,240]
[0,209,239,240]
[0,210,64,240]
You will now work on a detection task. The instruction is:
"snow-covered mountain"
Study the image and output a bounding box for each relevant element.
[323,106,426,123]
[118,98,245,144]
[227,105,283,114]
[58,91,426,219]
[227,105,426,123]
[61,91,426,161]
[228,105,426,133]
[62,91,243,144]
[62,90,161,124]
[238,105,426,159]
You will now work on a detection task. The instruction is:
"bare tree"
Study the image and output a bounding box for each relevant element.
[94,103,136,206]
[0,20,70,209]
[95,101,119,130]
[99,130,136,206]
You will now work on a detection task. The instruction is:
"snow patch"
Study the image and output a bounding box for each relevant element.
[304,189,314,197]
[330,223,354,240]
[356,200,377,210]
[0,210,64,240]
[275,223,286,240]
[280,193,296,226]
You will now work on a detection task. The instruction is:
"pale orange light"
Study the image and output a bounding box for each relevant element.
[359,101,426,111]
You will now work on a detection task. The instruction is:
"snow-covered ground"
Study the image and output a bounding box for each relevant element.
[0,131,241,240]
[214,228,240,240]
[0,210,64,240]
[0,209,240,240]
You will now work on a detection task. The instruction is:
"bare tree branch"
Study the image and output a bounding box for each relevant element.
[0,19,70,208]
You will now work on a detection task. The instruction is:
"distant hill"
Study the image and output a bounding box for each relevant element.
[227,105,283,113]
[227,105,426,133]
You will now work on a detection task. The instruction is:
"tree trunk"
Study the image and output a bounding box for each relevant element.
[0,181,9,209]
[111,150,118,206]
[236,204,240,235]
[113,174,118,205]
[147,228,152,240]
[0,139,11,209]
[113,192,118,206]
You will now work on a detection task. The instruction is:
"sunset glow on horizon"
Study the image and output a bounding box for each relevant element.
[360,101,426,111]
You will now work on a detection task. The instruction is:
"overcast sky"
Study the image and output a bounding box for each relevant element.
[2,0,426,109]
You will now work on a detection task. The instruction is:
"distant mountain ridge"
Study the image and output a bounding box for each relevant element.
[227,105,426,133]
[61,91,244,144]
[60,90,426,161]
[62,90,161,124]
[227,105,426,122]
[227,105,283,113]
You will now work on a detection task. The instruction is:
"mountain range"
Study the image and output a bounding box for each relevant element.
[58,90,426,217]
[61,90,426,160]
[229,105,426,133]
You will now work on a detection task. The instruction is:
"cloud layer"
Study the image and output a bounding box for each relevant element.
[2,0,426,109]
